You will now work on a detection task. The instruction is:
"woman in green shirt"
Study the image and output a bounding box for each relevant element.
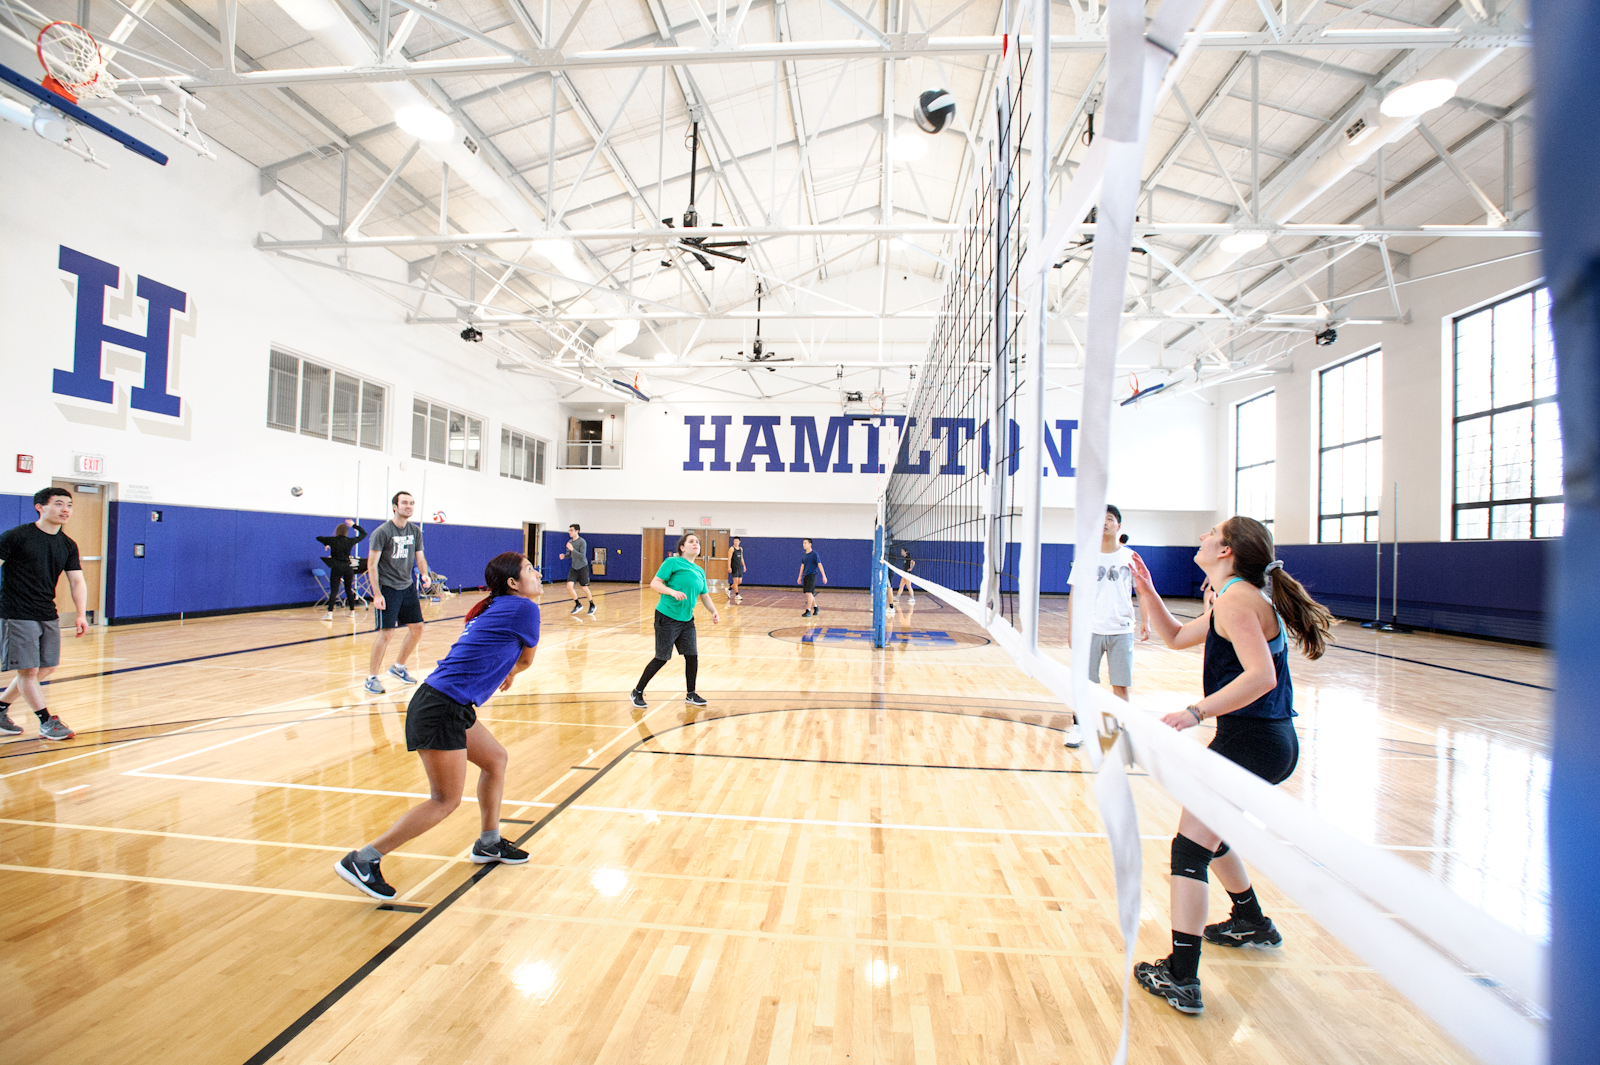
[630,532,720,708]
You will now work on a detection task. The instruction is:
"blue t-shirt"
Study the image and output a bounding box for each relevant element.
[801,550,821,577]
[426,595,541,707]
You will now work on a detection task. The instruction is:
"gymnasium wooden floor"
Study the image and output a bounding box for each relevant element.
[0,581,1549,1064]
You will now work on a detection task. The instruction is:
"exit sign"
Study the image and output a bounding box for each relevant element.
[73,453,104,476]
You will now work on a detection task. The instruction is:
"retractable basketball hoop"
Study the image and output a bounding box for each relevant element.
[36,21,106,105]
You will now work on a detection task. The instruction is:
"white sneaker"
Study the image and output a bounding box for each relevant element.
[1063,723,1083,748]
[323,612,333,620]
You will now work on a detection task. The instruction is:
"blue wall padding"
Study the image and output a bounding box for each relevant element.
[0,490,1550,640]
[1276,539,1550,642]
[103,502,519,620]
[541,530,641,584]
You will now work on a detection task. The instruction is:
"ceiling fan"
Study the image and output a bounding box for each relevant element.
[722,285,793,367]
[660,120,749,271]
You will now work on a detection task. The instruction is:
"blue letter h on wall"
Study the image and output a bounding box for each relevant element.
[56,246,186,416]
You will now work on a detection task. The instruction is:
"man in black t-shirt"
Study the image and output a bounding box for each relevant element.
[0,487,88,741]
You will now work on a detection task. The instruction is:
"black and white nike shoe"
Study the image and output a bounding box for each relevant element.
[471,838,529,865]
[335,851,397,900]
[1203,915,1283,949]
[1135,957,1204,1015]
[629,689,648,709]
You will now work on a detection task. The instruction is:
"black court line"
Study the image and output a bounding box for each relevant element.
[1168,611,1552,692]
[639,747,1105,774]
[46,587,641,686]
[569,765,600,771]
[241,694,1081,1064]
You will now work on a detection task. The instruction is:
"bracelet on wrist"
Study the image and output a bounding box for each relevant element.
[1187,705,1204,725]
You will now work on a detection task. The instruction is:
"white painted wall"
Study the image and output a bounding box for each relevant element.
[1,107,1217,548]
[0,111,567,529]
[1210,237,1543,545]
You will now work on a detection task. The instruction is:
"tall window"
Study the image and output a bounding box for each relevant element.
[1318,349,1383,543]
[412,399,482,471]
[1453,287,1562,539]
[267,351,385,450]
[500,427,547,484]
[1234,391,1275,530]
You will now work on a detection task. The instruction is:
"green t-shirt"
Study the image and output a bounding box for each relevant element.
[654,556,707,621]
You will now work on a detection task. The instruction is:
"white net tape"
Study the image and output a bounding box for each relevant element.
[882,0,1548,1062]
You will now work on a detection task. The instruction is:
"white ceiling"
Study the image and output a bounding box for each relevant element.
[1,0,1536,406]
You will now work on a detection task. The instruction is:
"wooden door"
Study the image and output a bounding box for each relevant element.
[524,523,543,564]
[52,479,105,624]
[641,528,665,584]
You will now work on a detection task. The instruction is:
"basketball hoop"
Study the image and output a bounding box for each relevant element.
[868,391,886,414]
[37,21,106,104]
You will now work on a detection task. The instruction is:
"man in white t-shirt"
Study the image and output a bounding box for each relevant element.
[1067,505,1149,706]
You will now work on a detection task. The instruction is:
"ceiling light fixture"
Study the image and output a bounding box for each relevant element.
[1379,77,1457,118]
[888,132,928,162]
[1219,231,1269,254]
[394,104,455,142]
[654,351,675,363]
[271,0,337,31]
[531,236,576,261]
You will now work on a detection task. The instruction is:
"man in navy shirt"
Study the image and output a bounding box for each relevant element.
[796,538,828,617]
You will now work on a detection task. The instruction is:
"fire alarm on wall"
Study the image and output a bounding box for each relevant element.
[15,455,33,473]
[668,519,675,527]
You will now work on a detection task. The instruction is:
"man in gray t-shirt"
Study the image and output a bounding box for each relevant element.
[364,492,432,694]
[558,523,594,616]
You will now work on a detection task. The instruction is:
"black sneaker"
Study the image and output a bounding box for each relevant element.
[587,603,596,616]
[1135,958,1203,1015]
[801,608,813,617]
[570,602,582,614]
[335,851,397,900]
[1204,914,1283,949]
[629,690,647,709]
[685,692,708,707]
[471,837,529,865]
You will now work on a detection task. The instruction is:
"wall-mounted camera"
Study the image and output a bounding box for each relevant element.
[460,325,484,342]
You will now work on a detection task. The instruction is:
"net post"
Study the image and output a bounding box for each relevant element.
[872,519,887,648]
[1017,0,1050,653]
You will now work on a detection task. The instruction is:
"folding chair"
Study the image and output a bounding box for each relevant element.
[310,559,332,609]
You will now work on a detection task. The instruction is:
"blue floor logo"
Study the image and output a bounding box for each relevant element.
[768,626,990,649]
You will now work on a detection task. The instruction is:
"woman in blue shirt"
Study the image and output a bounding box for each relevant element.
[630,532,720,709]
[335,551,542,901]
[1126,516,1333,1016]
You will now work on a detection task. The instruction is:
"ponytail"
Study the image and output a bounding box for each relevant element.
[1219,517,1336,660]
[465,551,529,624]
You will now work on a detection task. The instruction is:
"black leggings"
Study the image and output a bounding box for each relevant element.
[636,654,697,694]
[329,565,359,610]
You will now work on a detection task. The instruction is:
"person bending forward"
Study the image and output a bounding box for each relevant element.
[336,551,542,900]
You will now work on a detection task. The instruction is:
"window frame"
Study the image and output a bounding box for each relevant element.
[412,397,484,472]
[499,425,548,485]
[1451,285,1561,540]
[267,349,386,451]
[1233,389,1275,532]
[1316,347,1384,544]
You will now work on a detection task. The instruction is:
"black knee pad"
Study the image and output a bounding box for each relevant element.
[1212,841,1230,860]
[1171,834,1215,883]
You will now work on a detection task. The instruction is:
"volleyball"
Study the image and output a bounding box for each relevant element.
[913,88,955,134]
[432,510,446,523]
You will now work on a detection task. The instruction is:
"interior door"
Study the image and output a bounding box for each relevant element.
[641,527,665,585]
[52,478,105,624]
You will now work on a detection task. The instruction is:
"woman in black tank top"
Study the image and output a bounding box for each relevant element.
[1125,517,1334,1016]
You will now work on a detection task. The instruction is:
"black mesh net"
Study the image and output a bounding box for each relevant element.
[884,50,1031,629]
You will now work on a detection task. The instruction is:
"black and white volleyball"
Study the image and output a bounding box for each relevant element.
[913,89,956,134]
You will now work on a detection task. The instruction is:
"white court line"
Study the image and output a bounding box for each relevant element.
[124,704,351,775]
[0,682,362,780]
[0,817,466,861]
[0,862,381,904]
[126,772,556,808]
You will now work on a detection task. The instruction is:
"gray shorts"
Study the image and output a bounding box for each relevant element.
[1089,632,1134,688]
[1,618,62,670]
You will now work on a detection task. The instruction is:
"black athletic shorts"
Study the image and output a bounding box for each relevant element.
[375,582,423,629]
[1209,715,1299,785]
[653,610,697,660]
[405,683,477,751]
[802,573,817,595]
[568,566,591,587]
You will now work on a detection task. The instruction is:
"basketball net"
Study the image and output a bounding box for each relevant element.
[37,21,108,105]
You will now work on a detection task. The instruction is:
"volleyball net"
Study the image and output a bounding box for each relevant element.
[874,2,1547,1063]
